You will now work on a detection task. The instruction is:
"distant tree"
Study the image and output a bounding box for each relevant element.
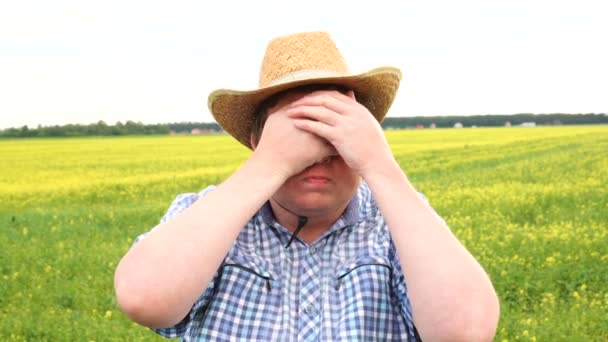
[1,114,606,138]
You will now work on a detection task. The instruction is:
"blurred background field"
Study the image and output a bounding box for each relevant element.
[1,126,607,341]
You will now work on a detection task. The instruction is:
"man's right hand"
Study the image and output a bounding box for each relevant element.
[252,104,336,180]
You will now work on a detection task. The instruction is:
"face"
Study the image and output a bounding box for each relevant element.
[263,89,361,217]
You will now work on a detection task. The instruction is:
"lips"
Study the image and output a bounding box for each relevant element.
[301,158,333,184]
[303,176,330,184]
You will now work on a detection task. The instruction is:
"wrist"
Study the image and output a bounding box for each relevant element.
[248,149,292,184]
[362,158,421,209]
[360,154,403,183]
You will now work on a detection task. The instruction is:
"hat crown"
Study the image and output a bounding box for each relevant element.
[258,32,349,87]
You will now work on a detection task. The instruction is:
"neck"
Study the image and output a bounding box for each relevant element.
[269,199,347,244]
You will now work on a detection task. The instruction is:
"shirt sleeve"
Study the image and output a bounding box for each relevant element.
[388,238,418,340]
[130,185,217,338]
[133,185,216,243]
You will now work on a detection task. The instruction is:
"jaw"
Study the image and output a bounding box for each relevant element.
[272,191,336,216]
[272,183,358,219]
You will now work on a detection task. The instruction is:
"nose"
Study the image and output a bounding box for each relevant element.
[317,156,333,164]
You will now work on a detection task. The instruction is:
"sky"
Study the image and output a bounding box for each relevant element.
[1,0,607,129]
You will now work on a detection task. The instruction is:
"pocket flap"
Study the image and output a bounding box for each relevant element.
[336,254,391,278]
[224,249,274,279]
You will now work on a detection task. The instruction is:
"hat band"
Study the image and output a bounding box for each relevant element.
[265,69,349,87]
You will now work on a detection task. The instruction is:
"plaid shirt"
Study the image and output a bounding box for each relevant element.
[136,183,422,341]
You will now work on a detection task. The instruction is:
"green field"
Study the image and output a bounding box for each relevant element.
[1,126,607,341]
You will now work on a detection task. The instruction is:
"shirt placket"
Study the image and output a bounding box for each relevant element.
[298,243,323,342]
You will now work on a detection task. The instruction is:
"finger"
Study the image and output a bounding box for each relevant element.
[292,118,336,142]
[286,105,340,126]
[288,91,353,115]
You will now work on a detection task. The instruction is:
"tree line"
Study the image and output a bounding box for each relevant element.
[382,113,607,129]
[1,114,606,138]
[0,121,221,138]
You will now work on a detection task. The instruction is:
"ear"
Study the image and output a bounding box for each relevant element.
[250,134,257,149]
[347,90,356,100]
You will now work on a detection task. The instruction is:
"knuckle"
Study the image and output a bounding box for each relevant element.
[320,95,331,107]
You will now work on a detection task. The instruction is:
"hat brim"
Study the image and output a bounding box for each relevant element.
[208,66,402,149]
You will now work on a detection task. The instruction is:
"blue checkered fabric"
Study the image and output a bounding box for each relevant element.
[135,182,422,341]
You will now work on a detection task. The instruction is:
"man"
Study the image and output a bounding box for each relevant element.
[114,31,499,341]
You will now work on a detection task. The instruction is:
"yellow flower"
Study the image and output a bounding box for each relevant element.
[105,310,113,318]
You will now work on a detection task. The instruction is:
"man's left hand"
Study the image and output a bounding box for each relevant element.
[287,90,395,178]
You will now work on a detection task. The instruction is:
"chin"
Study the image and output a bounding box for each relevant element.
[296,195,333,209]
[275,180,359,214]
[295,194,348,213]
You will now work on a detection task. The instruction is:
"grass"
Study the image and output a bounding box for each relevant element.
[1,126,607,341]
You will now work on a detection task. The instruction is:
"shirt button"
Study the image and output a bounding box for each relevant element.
[304,305,317,314]
[309,246,316,254]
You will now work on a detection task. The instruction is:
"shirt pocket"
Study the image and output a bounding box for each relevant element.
[332,255,409,340]
[193,253,280,341]
[335,255,392,291]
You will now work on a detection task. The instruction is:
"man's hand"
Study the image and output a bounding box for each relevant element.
[287,90,395,178]
[253,100,337,180]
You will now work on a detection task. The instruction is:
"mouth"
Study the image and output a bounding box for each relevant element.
[301,157,334,184]
[303,176,330,185]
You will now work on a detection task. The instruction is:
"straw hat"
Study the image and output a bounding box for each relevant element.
[208,31,402,149]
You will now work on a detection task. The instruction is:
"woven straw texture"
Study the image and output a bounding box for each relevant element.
[208,31,402,149]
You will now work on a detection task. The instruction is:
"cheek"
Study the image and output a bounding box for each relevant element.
[336,170,360,194]
[274,175,304,198]
[334,161,359,183]
[342,175,360,192]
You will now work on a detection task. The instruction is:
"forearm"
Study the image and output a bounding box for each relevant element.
[114,153,285,328]
[363,159,499,341]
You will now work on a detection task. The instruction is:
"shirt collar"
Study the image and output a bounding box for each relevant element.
[258,189,362,242]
